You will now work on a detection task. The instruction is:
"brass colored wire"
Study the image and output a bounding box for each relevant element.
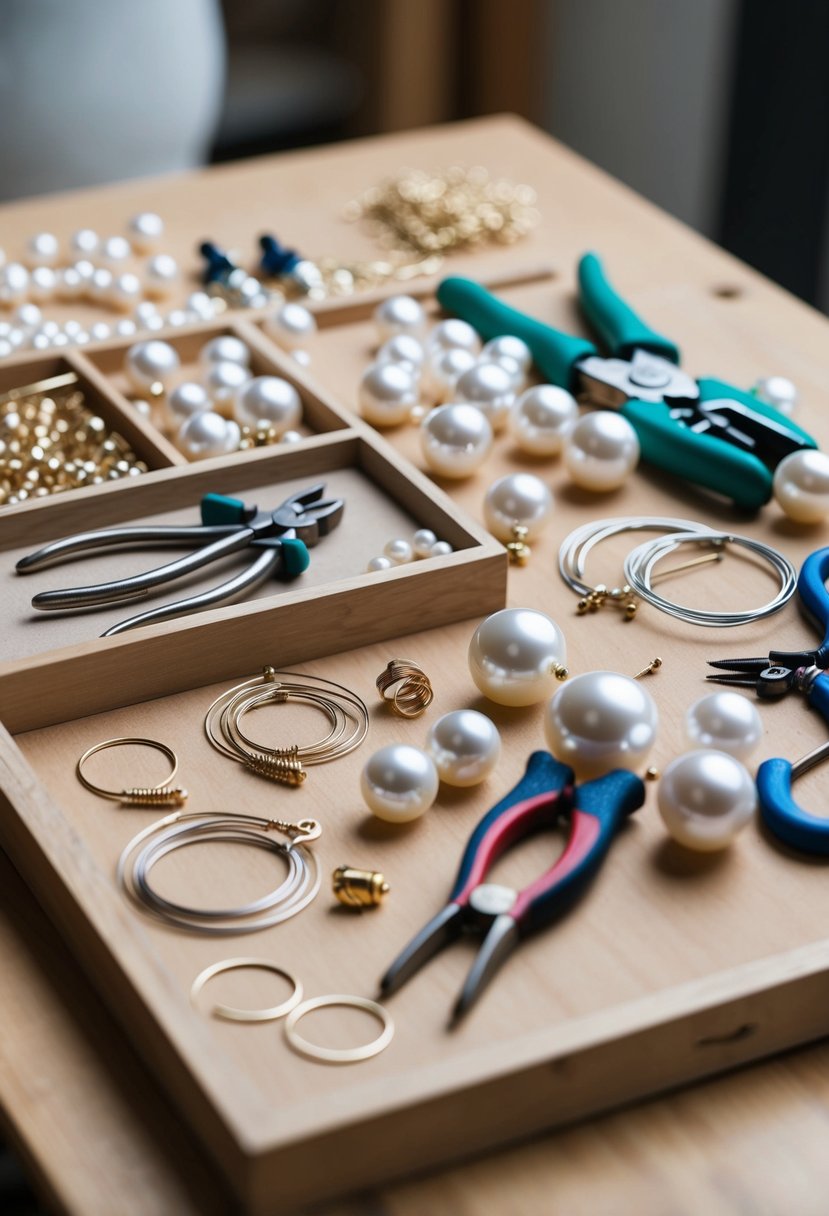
[76,737,187,807]
[376,659,434,719]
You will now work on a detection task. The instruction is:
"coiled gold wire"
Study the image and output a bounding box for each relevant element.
[76,737,187,807]
[375,658,433,719]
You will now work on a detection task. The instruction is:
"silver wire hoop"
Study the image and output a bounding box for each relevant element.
[190,958,303,1023]
[558,516,712,601]
[284,994,394,1064]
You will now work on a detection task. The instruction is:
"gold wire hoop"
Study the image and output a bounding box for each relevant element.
[375,659,434,719]
[76,737,187,807]
[190,958,303,1023]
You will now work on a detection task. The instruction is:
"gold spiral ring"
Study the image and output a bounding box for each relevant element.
[375,659,433,719]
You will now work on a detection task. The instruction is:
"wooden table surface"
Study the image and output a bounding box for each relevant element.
[2,115,829,1214]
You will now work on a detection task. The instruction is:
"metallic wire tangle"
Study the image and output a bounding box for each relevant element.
[284,994,394,1064]
[624,531,797,627]
[76,737,186,806]
[190,958,302,1023]
[558,516,712,601]
[205,667,369,776]
[375,658,434,719]
[117,812,321,934]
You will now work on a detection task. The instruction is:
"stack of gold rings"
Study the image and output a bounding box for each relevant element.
[375,659,433,719]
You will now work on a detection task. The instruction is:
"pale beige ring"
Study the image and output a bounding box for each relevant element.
[190,957,302,1023]
[284,994,394,1064]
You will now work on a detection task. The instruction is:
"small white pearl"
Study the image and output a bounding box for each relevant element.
[422,347,477,402]
[377,333,425,376]
[27,232,59,267]
[544,671,658,778]
[685,691,762,759]
[186,291,214,320]
[367,555,394,572]
[373,295,426,343]
[71,229,100,257]
[430,540,453,557]
[144,314,165,332]
[51,333,70,349]
[412,528,438,557]
[754,375,798,416]
[359,362,419,427]
[420,403,493,479]
[31,333,51,350]
[73,259,96,289]
[658,750,756,851]
[454,362,515,431]
[74,330,90,346]
[263,301,317,350]
[28,266,56,303]
[56,267,83,300]
[483,472,553,541]
[0,322,11,338]
[773,449,829,523]
[145,253,179,298]
[234,376,301,433]
[134,301,159,326]
[383,537,414,564]
[0,263,30,305]
[222,419,241,453]
[101,235,132,264]
[428,318,481,357]
[178,410,235,460]
[115,318,138,338]
[132,398,153,419]
[280,429,302,444]
[480,351,527,394]
[0,339,13,358]
[167,381,210,425]
[62,319,83,339]
[90,267,114,301]
[361,744,439,823]
[89,321,112,343]
[482,334,533,373]
[165,308,192,328]
[7,327,25,349]
[426,709,501,787]
[110,272,142,312]
[200,335,251,368]
[15,303,42,330]
[204,360,250,412]
[509,385,578,456]
[469,608,567,707]
[563,411,640,491]
[128,212,164,253]
[125,339,180,392]
[292,349,311,367]
[40,320,59,339]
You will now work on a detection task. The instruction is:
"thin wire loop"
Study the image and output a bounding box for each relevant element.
[375,659,434,718]
[76,737,187,807]
[190,958,303,1023]
[284,994,394,1064]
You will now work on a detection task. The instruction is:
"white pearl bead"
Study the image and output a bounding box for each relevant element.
[428,318,481,357]
[684,692,762,759]
[167,381,210,425]
[482,334,533,373]
[422,347,477,402]
[101,235,132,265]
[186,291,214,320]
[412,528,438,558]
[132,398,153,419]
[454,363,515,431]
[128,212,164,253]
[165,309,192,328]
[563,410,640,491]
[28,267,55,303]
[56,267,83,300]
[73,259,96,289]
[200,335,251,368]
[280,430,302,444]
[178,410,235,460]
[40,320,59,339]
[51,333,70,349]
[0,339,13,358]
[420,403,493,479]
[71,229,100,257]
[134,301,159,327]
[234,376,301,433]
[125,340,180,392]
[7,327,24,349]
[426,709,501,787]
[62,320,83,339]
[658,750,756,851]
[509,385,578,456]
[15,303,42,330]
[90,267,114,301]
[773,449,829,523]
[358,362,418,427]
[469,608,567,707]
[377,333,425,376]
[110,272,142,312]
[145,254,179,298]
[480,351,527,394]
[430,540,453,557]
[0,263,30,305]
[115,318,138,339]
[292,349,311,368]
[89,321,112,343]
[145,315,165,332]
[366,555,394,572]
[483,472,553,542]
[361,744,439,823]
[544,671,658,778]
[383,537,413,564]
[204,360,250,411]
[373,295,426,343]
[263,301,317,349]
[754,375,798,416]
[27,232,59,267]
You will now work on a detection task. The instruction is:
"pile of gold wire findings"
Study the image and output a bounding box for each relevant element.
[283,254,445,303]
[345,166,540,256]
[0,372,148,506]
[375,658,434,719]
[238,421,291,451]
[204,667,369,786]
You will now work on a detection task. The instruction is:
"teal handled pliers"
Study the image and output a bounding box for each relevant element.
[437,254,816,509]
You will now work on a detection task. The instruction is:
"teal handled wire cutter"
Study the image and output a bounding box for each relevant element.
[437,254,816,509]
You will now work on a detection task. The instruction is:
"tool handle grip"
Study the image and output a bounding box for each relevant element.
[757,755,829,854]
[578,253,680,363]
[436,277,596,390]
[797,548,829,667]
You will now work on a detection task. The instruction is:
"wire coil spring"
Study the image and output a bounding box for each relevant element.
[120,786,189,807]
[244,753,307,786]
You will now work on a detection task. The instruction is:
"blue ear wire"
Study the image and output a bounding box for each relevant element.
[259,234,302,277]
[198,240,237,285]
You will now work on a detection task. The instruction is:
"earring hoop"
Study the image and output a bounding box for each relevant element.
[76,736,187,807]
[191,958,302,1022]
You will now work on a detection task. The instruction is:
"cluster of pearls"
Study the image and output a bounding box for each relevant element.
[366,527,453,573]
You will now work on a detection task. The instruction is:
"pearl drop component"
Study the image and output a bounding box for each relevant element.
[428,318,481,357]
[563,411,640,491]
[359,362,418,427]
[754,375,798,416]
[773,449,829,523]
[233,376,301,432]
[412,528,438,557]
[420,403,493,479]
[426,710,501,787]
[145,254,179,298]
[509,385,579,456]
[373,295,426,342]
[657,750,756,851]
[483,472,553,542]
[204,360,250,411]
[383,537,413,564]
[124,340,180,392]
[263,301,317,349]
[684,691,762,759]
[361,744,439,823]
[179,411,239,460]
[200,335,251,368]
[544,671,658,778]
[377,333,425,375]
[422,347,477,402]
[167,381,210,424]
[128,212,164,253]
[71,229,99,257]
[482,334,533,372]
[469,608,567,707]
[366,555,394,572]
[101,235,131,264]
[27,232,59,267]
[454,362,515,431]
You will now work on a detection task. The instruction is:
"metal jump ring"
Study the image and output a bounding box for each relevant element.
[76,737,185,805]
[284,994,394,1064]
[191,958,303,1023]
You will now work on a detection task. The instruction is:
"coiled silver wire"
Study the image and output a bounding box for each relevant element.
[558,516,712,601]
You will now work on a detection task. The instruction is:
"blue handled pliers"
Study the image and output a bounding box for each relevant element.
[707,546,829,853]
[379,751,644,1024]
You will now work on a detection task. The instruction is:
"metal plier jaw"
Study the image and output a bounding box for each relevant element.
[577,350,699,409]
[267,483,345,544]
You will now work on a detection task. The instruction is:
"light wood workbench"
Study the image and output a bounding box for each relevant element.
[2,116,829,1214]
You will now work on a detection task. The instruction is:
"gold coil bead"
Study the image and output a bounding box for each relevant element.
[120,786,189,808]
[376,659,434,719]
[332,866,390,908]
[244,752,307,786]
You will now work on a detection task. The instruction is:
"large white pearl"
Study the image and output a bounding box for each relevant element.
[263,301,317,350]
[204,360,250,412]
[373,295,426,343]
[200,335,251,368]
[166,381,210,425]
[178,411,239,460]
[483,472,553,541]
[358,362,418,427]
[684,691,762,759]
[469,608,567,707]
[234,376,301,432]
[128,212,164,253]
[70,229,99,258]
[0,263,29,306]
[454,363,516,431]
[563,411,640,491]
[426,709,501,787]
[482,334,533,373]
[383,537,413,564]
[509,385,578,456]
[361,744,439,823]
[124,340,180,391]
[420,403,493,478]
[658,750,756,851]
[428,318,481,357]
[481,351,527,394]
[422,347,477,402]
[144,253,179,298]
[544,671,657,778]
[773,449,829,523]
[376,333,425,376]
[754,375,798,416]
[27,232,59,267]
